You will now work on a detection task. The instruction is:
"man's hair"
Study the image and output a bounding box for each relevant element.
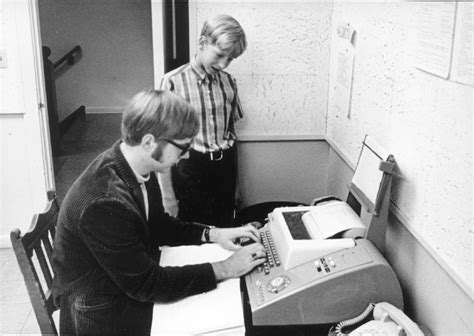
[200,14,247,58]
[121,89,199,146]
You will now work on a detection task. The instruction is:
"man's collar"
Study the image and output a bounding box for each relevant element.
[132,169,150,185]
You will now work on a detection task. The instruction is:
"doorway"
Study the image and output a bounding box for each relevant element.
[36,0,191,201]
[36,0,155,201]
[162,0,190,73]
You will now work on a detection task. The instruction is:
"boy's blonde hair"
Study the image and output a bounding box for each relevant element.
[200,14,247,58]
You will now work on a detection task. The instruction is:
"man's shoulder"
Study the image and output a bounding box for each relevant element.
[64,150,130,207]
[86,152,131,198]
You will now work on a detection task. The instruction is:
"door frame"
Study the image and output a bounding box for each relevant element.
[151,0,165,86]
[29,0,55,194]
[151,0,197,86]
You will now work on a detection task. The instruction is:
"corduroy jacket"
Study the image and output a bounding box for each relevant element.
[52,140,217,308]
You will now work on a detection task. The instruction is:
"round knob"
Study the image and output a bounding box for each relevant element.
[271,277,284,287]
[267,275,290,293]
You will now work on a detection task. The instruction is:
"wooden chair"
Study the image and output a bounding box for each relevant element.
[10,190,59,335]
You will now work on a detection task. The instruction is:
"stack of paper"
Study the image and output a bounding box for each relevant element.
[151,244,245,335]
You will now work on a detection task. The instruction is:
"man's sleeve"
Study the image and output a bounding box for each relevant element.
[79,198,216,303]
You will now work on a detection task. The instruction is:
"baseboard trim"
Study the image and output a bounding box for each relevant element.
[237,134,326,142]
[86,107,123,114]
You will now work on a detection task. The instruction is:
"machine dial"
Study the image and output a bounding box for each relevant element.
[267,275,291,294]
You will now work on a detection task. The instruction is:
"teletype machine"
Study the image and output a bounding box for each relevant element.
[241,135,403,329]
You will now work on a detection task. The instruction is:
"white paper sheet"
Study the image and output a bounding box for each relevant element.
[151,244,245,335]
[352,146,384,206]
[415,3,456,78]
[351,136,390,207]
[302,201,366,239]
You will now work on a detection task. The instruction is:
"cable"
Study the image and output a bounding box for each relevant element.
[330,303,376,336]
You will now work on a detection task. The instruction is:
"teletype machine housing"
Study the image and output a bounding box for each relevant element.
[241,136,402,331]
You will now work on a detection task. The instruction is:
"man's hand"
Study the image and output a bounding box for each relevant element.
[211,225,261,251]
[211,244,267,281]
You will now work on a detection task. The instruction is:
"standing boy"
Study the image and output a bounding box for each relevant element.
[159,14,246,228]
[52,90,265,335]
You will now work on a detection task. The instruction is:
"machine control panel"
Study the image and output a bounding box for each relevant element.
[267,275,291,294]
[257,230,281,275]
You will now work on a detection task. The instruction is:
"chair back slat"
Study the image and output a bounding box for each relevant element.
[50,225,56,238]
[42,233,54,266]
[10,191,59,335]
[22,201,58,249]
[34,244,53,288]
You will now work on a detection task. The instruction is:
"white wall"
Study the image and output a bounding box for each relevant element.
[187,1,473,333]
[38,0,154,121]
[237,139,329,207]
[0,1,50,247]
[327,2,473,296]
[188,1,473,295]
[189,0,332,138]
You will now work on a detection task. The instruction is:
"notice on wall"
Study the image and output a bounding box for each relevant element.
[451,2,474,87]
[0,1,25,114]
[415,3,456,78]
[334,22,356,119]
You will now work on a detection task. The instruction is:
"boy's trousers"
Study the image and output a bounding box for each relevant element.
[172,146,237,228]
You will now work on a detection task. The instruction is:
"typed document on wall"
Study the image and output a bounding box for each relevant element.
[334,22,356,119]
[415,2,456,78]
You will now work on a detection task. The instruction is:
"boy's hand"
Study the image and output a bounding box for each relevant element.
[164,199,179,217]
[157,172,179,217]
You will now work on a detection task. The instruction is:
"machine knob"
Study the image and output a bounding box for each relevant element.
[267,275,290,294]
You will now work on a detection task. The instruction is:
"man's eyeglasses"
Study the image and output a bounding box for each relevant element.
[164,139,192,156]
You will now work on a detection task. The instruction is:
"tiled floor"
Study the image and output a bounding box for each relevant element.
[0,248,41,335]
[0,113,122,335]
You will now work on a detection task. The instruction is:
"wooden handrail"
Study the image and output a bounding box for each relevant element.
[53,45,82,70]
[42,45,82,156]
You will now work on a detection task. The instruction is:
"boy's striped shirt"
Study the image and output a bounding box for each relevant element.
[159,57,243,153]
